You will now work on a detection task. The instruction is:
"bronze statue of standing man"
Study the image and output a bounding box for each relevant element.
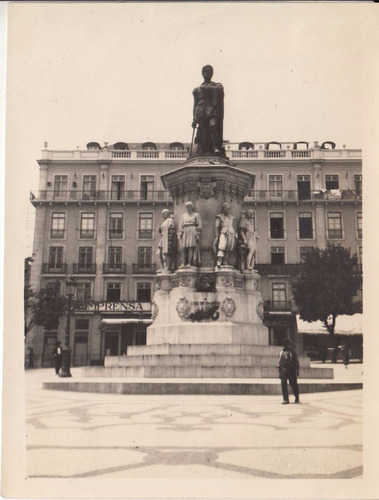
[192,65,224,156]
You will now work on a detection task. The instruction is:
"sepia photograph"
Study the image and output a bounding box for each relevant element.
[2,2,379,498]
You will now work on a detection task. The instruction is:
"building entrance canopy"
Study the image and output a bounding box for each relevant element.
[296,314,362,335]
[101,318,153,325]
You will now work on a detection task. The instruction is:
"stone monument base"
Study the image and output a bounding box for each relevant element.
[149,268,267,347]
[146,321,268,346]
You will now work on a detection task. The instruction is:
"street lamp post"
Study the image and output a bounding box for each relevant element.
[59,278,77,378]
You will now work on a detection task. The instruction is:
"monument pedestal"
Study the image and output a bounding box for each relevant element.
[149,268,267,346]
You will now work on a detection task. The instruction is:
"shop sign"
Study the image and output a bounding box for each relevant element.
[75,301,151,313]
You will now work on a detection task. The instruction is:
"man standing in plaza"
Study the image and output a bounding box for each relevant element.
[52,341,62,375]
[278,338,300,404]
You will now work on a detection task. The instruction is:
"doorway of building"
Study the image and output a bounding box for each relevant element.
[104,323,147,356]
[297,175,311,200]
[42,332,58,367]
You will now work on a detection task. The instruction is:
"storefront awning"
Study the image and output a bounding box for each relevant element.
[101,318,153,325]
[296,314,362,335]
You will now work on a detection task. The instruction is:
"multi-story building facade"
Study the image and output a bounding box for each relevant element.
[28,140,362,367]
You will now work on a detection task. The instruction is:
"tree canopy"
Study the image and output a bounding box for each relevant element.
[26,282,68,336]
[291,245,362,334]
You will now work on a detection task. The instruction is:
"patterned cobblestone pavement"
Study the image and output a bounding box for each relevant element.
[26,367,362,481]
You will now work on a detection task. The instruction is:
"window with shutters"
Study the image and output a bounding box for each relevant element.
[270,212,284,239]
[51,213,66,239]
[298,212,313,239]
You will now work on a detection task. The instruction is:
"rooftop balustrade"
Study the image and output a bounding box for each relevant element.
[39,145,361,162]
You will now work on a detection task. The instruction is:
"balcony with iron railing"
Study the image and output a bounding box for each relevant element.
[73,263,97,274]
[255,264,301,276]
[49,229,66,239]
[42,263,67,274]
[132,263,157,274]
[31,188,362,205]
[264,300,293,312]
[30,190,172,203]
[103,263,127,274]
[245,189,362,202]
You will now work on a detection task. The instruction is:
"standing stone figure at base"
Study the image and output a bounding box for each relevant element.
[214,202,237,268]
[238,208,259,271]
[178,202,202,267]
[157,209,176,272]
[192,65,224,156]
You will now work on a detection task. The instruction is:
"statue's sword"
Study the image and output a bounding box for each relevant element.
[189,124,197,157]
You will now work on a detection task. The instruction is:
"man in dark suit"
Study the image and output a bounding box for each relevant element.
[52,341,62,375]
[278,338,300,404]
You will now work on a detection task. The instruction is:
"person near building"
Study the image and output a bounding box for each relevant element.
[52,341,62,375]
[278,338,300,404]
[214,202,237,268]
[177,202,202,267]
[339,339,351,368]
[27,347,35,369]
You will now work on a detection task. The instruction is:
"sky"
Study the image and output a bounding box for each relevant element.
[3,2,377,256]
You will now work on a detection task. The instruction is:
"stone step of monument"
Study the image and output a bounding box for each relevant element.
[104,353,309,368]
[125,343,293,358]
[83,365,332,379]
[105,354,278,367]
[43,379,362,396]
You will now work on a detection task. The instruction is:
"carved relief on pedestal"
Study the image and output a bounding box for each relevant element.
[197,178,216,199]
[220,297,236,317]
[179,276,189,287]
[234,277,244,289]
[256,300,264,321]
[220,275,234,287]
[176,297,191,319]
[151,301,159,320]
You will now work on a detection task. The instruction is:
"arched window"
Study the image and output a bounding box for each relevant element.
[86,142,101,151]
[293,142,309,150]
[265,142,281,150]
[113,142,129,151]
[238,142,254,150]
[321,141,336,150]
[169,142,184,150]
[142,142,157,151]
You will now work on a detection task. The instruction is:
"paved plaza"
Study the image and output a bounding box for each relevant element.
[25,363,363,482]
